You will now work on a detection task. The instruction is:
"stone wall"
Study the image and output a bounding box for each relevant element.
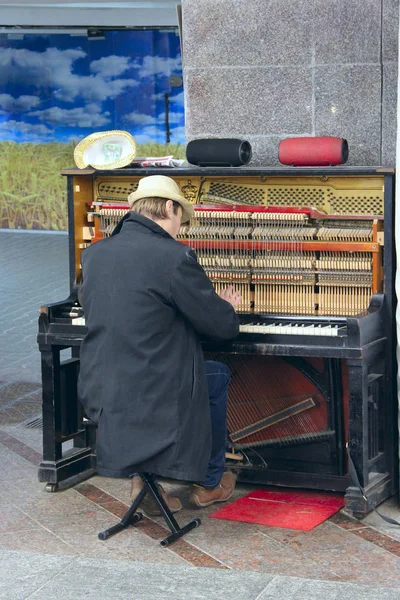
[182,0,399,166]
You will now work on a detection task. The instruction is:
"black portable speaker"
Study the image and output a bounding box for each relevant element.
[186,138,252,167]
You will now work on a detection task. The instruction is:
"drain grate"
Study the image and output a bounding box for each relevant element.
[24,416,43,430]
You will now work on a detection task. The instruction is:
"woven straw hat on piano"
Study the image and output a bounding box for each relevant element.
[128,175,194,224]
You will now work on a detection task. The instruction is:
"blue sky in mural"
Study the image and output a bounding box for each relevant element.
[0,29,184,145]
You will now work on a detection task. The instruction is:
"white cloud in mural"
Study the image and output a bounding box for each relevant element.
[124,104,185,144]
[170,125,186,139]
[0,119,53,140]
[149,91,184,117]
[126,111,183,126]
[54,75,139,105]
[0,48,138,105]
[138,55,182,78]
[0,94,40,112]
[125,112,157,125]
[0,47,85,86]
[151,91,168,101]
[29,104,111,128]
[169,91,184,106]
[138,125,161,137]
[158,111,184,125]
[90,55,134,78]
[151,91,184,104]
[134,122,186,145]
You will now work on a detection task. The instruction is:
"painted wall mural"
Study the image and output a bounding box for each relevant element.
[0,29,185,230]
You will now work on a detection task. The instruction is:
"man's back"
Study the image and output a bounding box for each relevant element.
[81,212,184,359]
[78,211,239,482]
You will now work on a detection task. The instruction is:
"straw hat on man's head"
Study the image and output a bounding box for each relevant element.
[128,175,193,224]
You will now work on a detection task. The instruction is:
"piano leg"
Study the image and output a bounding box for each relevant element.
[38,345,96,490]
[40,347,61,464]
[345,348,395,516]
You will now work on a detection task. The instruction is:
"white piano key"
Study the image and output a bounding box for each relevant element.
[72,317,86,326]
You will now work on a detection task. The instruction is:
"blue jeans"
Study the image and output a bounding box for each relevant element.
[198,360,231,489]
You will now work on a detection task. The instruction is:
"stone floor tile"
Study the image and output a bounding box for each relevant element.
[328,511,367,531]
[0,502,38,534]
[27,558,273,600]
[50,529,189,565]
[0,445,38,480]
[0,549,74,600]
[361,497,400,542]
[36,506,193,565]
[0,423,43,454]
[89,475,133,504]
[0,232,69,384]
[265,520,400,587]
[0,402,42,426]
[75,483,229,568]
[0,527,76,556]
[1,462,37,482]
[0,382,41,401]
[258,574,400,599]
[168,512,341,580]
[7,487,96,518]
[34,504,122,535]
[353,526,400,557]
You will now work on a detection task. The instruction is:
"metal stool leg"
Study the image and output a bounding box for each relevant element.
[98,483,146,540]
[140,473,201,547]
[98,473,201,546]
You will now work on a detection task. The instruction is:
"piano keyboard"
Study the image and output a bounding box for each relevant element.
[239,322,345,337]
[66,311,344,338]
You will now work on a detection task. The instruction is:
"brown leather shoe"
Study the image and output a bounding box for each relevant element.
[130,476,182,517]
[189,471,237,508]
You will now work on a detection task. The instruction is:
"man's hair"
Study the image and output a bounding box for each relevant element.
[131,196,181,220]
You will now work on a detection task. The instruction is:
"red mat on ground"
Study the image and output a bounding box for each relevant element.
[209,488,345,531]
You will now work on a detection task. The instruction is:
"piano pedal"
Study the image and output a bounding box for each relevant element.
[225,451,244,462]
[224,448,266,472]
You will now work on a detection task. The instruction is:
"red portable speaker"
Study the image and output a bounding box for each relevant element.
[278,136,348,166]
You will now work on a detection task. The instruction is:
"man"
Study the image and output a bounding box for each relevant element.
[78,174,241,515]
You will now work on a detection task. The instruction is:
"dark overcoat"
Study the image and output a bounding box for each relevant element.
[78,212,239,481]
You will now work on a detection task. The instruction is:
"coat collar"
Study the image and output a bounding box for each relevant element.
[111,211,174,240]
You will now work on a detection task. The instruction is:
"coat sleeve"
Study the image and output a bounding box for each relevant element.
[170,247,240,341]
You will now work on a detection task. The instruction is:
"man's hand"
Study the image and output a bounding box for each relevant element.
[219,285,242,310]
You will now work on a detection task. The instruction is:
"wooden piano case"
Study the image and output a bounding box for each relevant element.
[37,166,397,516]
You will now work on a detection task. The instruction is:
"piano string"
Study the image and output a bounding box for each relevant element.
[88,203,382,318]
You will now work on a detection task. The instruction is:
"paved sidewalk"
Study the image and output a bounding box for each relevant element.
[2,230,400,599]
[0,230,69,384]
[3,549,400,600]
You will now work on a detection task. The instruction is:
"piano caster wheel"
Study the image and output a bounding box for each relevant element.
[45,483,59,493]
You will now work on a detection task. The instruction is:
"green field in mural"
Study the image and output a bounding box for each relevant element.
[0,141,186,231]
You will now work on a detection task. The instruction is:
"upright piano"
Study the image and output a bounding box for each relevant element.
[37,166,397,516]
